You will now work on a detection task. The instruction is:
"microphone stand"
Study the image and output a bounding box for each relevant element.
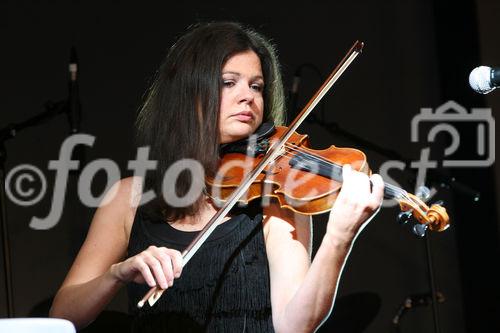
[425,233,441,333]
[0,100,68,317]
[391,291,445,332]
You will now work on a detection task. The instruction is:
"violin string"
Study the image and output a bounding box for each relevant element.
[274,145,422,213]
[269,145,423,216]
[284,145,411,201]
[267,144,423,212]
[270,143,411,201]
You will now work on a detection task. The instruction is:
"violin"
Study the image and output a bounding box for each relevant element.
[207,125,449,233]
[138,40,449,308]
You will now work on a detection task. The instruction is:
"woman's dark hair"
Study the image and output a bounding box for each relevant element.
[135,21,285,221]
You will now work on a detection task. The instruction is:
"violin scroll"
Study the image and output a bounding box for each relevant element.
[398,192,450,236]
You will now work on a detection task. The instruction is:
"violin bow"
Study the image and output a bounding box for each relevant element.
[137,40,364,308]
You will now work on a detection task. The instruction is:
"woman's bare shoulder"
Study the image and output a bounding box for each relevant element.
[105,176,143,237]
[84,176,144,246]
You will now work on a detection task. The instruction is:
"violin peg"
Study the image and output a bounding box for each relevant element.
[416,186,431,202]
[412,223,429,237]
[397,211,412,225]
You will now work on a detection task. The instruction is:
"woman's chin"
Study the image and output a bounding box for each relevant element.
[220,124,259,143]
[221,132,253,144]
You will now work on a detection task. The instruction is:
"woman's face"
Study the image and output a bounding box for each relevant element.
[219,50,264,144]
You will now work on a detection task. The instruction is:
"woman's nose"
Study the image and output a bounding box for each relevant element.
[237,84,255,104]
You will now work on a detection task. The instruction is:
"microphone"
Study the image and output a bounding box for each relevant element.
[68,46,82,133]
[291,70,301,95]
[469,66,500,94]
[392,292,445,325]
[288,68,301,117]
[67,46,85,174]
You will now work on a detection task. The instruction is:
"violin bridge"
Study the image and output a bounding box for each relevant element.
[277,145,287,158]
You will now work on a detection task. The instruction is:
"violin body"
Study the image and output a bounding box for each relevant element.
[207,126,370,215]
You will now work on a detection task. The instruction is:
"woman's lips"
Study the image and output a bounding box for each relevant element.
[232,111,253,122]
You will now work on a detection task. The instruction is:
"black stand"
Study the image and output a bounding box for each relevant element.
[425,234,441,333]
[0,100,67,317]
[0,144,14,317]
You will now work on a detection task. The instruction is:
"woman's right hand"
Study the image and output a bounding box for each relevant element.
[110,246,183,290]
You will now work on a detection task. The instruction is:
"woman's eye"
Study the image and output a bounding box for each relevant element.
[251,84,263,92]
[223,80,235,87]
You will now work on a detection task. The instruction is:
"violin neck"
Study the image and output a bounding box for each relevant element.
[288,152,407,201]
[383,182,408,200]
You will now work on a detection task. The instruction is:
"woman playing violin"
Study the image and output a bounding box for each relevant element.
[50,21,385,332]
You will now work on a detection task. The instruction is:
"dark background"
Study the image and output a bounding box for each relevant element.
[1,0,499,332]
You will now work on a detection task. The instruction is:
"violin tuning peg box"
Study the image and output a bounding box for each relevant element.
[412,223,429,237]
[416,186,431,202]
[397,211,413,225]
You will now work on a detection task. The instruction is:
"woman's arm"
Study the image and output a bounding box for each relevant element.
[49,177,137,328]
[49,177,183,329]
[265,165,384,333]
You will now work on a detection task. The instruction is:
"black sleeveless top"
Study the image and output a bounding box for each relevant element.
[126,202,274,332]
